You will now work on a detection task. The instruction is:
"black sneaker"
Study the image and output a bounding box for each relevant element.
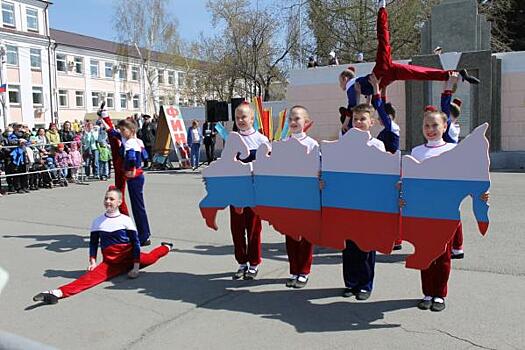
[459,69,480,84]
[451,252,464,259]
[232,266,247,280]
[243,268,258,280]
[342,288,355,298]
[285,277,296,288]
[33,292,59,305]
[161,242,174,250]
[16,189,23,194]
[393,244,402,251]
[355,290,371,301]
[141,239,152,247]
[23,189,30,193]
[431,299,446,312]
[417,299,432,310]
[294,275,308,289]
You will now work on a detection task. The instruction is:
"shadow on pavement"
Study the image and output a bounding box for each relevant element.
[174,243,408,266]
[102,271,416,332]
[3,234,89,253]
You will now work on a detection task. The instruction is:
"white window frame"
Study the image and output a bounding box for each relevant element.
[8,84,20,105]
[32,86,43,106]
[158,69,164,84]
[106,92,114,109]
[90,60,99,78]
[91,91,100,107]
[168,71,174,85]
[131,66,139,81]
[6,45,18,66]
[118,64,127,80]
[58,89,68,107]
[30,48,41,69]
[56,53,67,72]
[75,91,84,107]
[2,2,15,27]
[132,94,140,109]
[178,72,185,88]
[26,7,39,32]
[104,62,113,78]
[74,56,83,74]
[120,93,127,109]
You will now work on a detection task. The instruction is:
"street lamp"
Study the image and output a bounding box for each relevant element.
[0,41,7,129]
[134,42,148,114]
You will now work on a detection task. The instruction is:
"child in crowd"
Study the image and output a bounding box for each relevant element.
[69,142,82,183]
[441,72,464,259]
[10,139,30,194]
[284,105,319,289]
[33,187,173,305]
[101,111,152,246]
[54,143,70,186]
[230,102,270,280]
[406,108,489,312]
[369,73,403,250]
[342,103,385,300]
[97,141,111,181]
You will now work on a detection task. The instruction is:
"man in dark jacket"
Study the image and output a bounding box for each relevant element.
[139,115,156,168]
[202,121,216,165]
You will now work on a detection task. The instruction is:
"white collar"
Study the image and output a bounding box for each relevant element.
[291,132,307,140]
[239,128,256,136]
[346,78,356,91]
[425,139,447,148]
[104,210,121,218]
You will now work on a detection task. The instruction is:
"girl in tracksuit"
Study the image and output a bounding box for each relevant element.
[32,187,172,304]
[102,111,151,246]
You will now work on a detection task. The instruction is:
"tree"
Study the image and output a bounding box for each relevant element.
[113,0,184,113]
[192,0,296,101]
[307,0,439,63]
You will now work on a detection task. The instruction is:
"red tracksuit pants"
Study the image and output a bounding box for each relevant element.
[286,236,314,276]
[59,244,169,298]
[229,207,262,266]
[452,222,463,250]
[109,135,129,216]
[373,7,450,93]
[420,240,452,298]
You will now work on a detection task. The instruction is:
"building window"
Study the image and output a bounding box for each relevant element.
[8,85,20,104]
[158,69,164,84]
[159,96,166,106]
[74,56,83,74]
[90,60,99,78]
[2,2,15,27]
[168,96,175,105]
[75,91,84,107]
[32,87,43,105]
[91,92,100,107]
[104,62,113,78]
[56,53,67,72]
[6,45,17,66]
[26,8,38,31]
[30,48,41,69]
[132,94,140,109]
[168,71,174,85]
[58,89,68,107]
[178,72,185,88]
[131,66,139,81]
[118,65,127,80]
[106,93,114,108]
[120,93,127,109]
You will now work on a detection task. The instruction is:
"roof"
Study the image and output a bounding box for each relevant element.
[50,28,206,69]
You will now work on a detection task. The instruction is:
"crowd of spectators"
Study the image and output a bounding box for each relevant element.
[0,114,158,197]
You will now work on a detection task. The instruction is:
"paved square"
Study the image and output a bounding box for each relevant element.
[0,171,523,349]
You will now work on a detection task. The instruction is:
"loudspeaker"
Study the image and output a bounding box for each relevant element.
[215,101,229,121]
[206,100,218,122]
[230,98,245,120]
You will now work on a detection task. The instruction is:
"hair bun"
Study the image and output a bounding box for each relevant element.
[452,98,462,107]
[424,105,438,112]
[107,185,117,191]
[347,66,355,73]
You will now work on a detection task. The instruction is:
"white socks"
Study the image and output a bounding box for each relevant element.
[423,296,432,301]
[297,275,308,283]
[452,249,464,255]
[46,289,63,298]
[433,297,445,304]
